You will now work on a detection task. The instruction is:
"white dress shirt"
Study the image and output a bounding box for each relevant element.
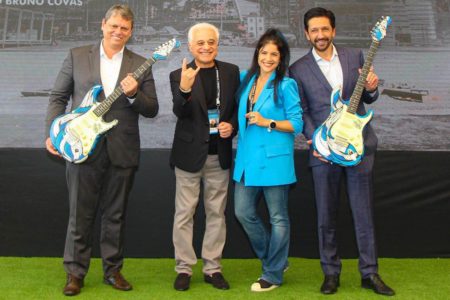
[100,41,124,98]
[312,44,343,90]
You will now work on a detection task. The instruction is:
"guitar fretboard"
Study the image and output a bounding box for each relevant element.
[93,57,156,117]
[347,40,379,114]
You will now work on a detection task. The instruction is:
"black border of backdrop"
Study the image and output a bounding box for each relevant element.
[1,149,449,258]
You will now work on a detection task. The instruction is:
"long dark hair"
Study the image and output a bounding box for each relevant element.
[237,28,290,102]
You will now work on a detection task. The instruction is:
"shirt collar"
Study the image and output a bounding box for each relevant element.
[100,40,125,60]
[312,44,338,62]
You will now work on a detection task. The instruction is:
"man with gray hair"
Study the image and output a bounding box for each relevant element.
[45,4,158,296]
[169,22,239,291]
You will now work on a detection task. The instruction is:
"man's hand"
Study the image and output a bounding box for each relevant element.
[45,137,61,157]
[307,139,329,163]
[120,73,138,97]
[217,122,233,138]
[180,58,201,92]
[359,66,378,93]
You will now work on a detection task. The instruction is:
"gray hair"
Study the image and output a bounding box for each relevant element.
[104,4,135,28]
[188,23,220,43]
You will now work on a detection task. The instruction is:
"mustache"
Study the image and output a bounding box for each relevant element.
[314,38,330,43]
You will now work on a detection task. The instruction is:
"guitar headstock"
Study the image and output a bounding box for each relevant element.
[371,16,392,42]
[152,38,181,61]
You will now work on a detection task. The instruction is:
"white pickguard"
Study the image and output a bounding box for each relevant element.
[65,104,118,157]
[327,105,373,157]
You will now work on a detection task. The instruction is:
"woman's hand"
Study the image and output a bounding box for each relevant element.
[245,111,268,127]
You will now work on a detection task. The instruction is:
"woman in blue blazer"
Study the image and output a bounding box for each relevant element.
[233,28,303,292]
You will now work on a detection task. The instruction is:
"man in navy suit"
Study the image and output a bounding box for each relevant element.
[289,7,394,296]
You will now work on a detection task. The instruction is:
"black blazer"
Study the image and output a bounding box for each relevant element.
[45,43,158,168]
[169,60,239,172]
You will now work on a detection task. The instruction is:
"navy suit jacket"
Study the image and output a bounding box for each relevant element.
[289,46,379,167]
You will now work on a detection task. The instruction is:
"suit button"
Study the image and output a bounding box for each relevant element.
[205,139,209,143]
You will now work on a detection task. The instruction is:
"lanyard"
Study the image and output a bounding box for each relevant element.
[215,65,220,112]
[246,78,258,128]
[247,77,258,113]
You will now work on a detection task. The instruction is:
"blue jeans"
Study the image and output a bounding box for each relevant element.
[234,181,290,285]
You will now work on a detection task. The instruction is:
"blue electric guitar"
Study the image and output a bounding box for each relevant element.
[313,16,391,166]
[50,38,180,163]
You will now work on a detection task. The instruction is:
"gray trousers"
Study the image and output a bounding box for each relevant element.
[64,149,135,278]
[173,155,229,275]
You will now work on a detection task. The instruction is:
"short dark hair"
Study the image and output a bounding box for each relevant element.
[304,7,335,30]
[238,28,291,102]
[104,4,135,28]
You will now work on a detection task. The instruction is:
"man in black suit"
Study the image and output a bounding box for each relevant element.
[169,23,239,291]
[289,7,394,296]
[45,4,158,296]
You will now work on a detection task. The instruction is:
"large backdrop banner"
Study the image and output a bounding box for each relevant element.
[1,0,449,150]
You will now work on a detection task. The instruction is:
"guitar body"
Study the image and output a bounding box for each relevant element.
[313,88,373,167]
[50,85,118,163]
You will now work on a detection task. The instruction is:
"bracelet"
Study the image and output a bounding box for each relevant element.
[179,87,192,93]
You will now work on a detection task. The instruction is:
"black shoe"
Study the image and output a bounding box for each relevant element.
[320,274,340,294]
[362,274,395,296]
[174,273,191,291]
[204,272,230,290]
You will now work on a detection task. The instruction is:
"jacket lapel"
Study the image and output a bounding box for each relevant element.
[337,47,350,99]
[216,60,226,118]
[89,43,102,85]
[116,47,133,88]
[88,43,103,100]
[253,72,275,112]
[238,75,255,137]
[306,50,333,93]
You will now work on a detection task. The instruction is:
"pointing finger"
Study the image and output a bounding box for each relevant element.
[182,58,187,72]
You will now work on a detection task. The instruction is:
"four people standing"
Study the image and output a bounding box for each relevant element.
[233,29,303,292]
[45,4,394,296]
[289,7,394,296]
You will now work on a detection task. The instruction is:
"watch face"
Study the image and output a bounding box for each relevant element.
[270,121,276,128]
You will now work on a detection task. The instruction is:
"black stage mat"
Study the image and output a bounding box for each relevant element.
[1,149,449,258]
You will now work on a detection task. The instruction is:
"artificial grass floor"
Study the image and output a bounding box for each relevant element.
[0,257,449,300]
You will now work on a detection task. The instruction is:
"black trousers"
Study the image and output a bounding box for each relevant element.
[63,148,136,278]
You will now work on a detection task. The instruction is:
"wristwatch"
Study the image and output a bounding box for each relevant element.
[267,120,276,132]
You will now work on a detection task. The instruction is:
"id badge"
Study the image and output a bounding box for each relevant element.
[208,109,219,135]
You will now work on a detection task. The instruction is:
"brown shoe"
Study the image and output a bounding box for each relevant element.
[63,274,84,296]
[104,271,132,291]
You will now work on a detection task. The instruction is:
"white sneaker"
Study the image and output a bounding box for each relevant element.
[250,279,279,292]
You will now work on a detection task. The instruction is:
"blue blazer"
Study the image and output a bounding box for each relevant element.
[233,71,303,186]
[289,46,379,167]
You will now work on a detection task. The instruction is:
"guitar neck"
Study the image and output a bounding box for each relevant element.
[93,57,157,117]
[347,40,379,114]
